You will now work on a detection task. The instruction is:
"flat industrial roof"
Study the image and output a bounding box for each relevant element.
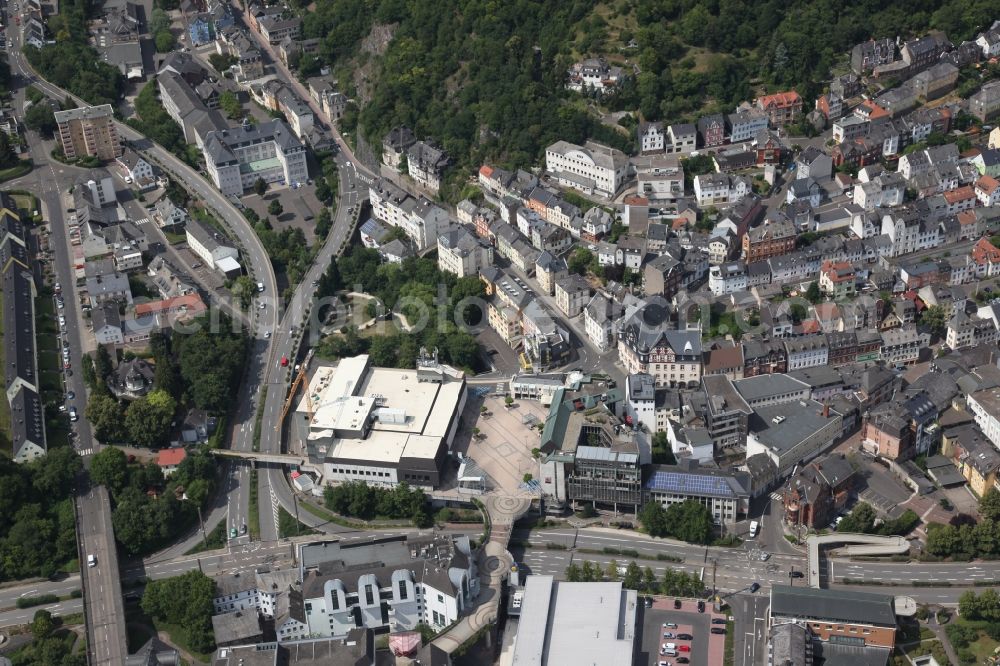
[512,576,636,666]
[770,585,896,627]
[303,355,464,466]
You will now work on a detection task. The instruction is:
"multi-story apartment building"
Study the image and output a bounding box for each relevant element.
[553,274,591,318]
[437,226,491,278]
[617,298,702,388]
[1,208,47,463]
[369,178,452,251]
[299,534,479,638]
[756,91,802,128]
[407,140,450,194]
[742,217,796,263]
[783,334,829,371]
[54,104,122,161]
[819,260,856,299]
[203,120,307,196]
[638,121,665,153]
[728,109,770,143]
[545,139,628,199]
[970,81,1000,122]
[698,114,726,147]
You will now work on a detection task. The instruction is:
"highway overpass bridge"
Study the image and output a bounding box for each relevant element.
[806,533,910,588]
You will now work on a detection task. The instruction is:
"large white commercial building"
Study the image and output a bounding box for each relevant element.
[299,534,478,638]
[509,576,636,666]
[203,120,308,196]
[545,140,628,199]
[298,353,467,489]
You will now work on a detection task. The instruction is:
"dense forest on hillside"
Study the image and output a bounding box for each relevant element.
[299,0,997,197]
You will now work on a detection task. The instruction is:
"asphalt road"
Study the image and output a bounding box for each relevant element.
[512,527,1000,604]
[77,486,127,665]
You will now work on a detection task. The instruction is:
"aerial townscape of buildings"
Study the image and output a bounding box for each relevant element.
[6,0,1000,664]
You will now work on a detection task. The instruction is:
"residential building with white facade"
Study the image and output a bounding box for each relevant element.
[617,297,703,388]
[545,139,628,199]
[299,534,478,638]
[185,217,239,272]
[783,334,829,371]
[968,387,1000,449]
[203,120,307,196]
[369,177,451,251]
[437,226,491,278]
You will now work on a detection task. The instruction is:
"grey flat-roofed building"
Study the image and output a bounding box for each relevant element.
[733,374,812,407]
[768,622,812,666]
[747,400,843,475]
[512,575,636,666]
[769,584,896,628]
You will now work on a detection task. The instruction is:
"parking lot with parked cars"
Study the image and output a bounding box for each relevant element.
[638,596,728,666]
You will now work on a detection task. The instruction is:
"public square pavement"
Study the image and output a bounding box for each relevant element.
[638,597,727,666]
[454,395,548,495]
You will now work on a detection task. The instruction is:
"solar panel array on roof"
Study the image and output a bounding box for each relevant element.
[644,470,739,498]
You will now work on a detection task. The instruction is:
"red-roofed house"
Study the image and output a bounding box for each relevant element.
[819,261,857,299]
[942,185,977,215]
[975,175,1000,207]
[157,448,187,477]
[853,100,890,121]
[134,293,207,320]
[756,91,802,127]
[972,237,1000,277]
[957,210,981,240]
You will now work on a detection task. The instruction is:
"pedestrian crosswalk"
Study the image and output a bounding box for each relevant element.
[770,492,782,502]
[134,218,150,225]
[77,448,95,457]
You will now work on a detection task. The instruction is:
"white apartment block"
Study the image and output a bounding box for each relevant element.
[369,178,450,251]
[203,120,308,196]
[969,388,1000,448]
[300,535,478,638]
[186,217,238,270]
[545,139,628,199]
[437,227,491,278]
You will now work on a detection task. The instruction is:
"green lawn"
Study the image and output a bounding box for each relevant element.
[0,160,33,183]
[164,231,186,244]
[967,631,1000,664]
[278,506,318,538]
[184,521,227,556]
[248,469,260,539]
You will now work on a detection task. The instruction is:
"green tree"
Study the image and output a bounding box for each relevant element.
[981,487,1000,522]
[231,275,256,309]
[837,502,877,533]
[605,559,619,581]
[89,447,129,495]
[253,178,267,196]
[568,247,593,275]
[805,281,822,304]
[565,562,582,582]
[268,199,284,216]
[124,390,176,448]
[642,566,658,593]
[921,305,948,335]
[154,29,175,53]
[142,570,216,653]
[149,8,171,33]
[86,392,125,442]
[663,500,715,544]
[219,90,242,119]
[622,561,642,589]
[24,102,56,137]
[30,609,54,639]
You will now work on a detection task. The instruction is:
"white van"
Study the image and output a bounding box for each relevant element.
[68,407,78,422]
[87,554,96,567]
[256,281,265,293]
[749,520,759,538]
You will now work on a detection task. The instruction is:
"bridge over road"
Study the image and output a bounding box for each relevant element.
[807,533,909,588]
